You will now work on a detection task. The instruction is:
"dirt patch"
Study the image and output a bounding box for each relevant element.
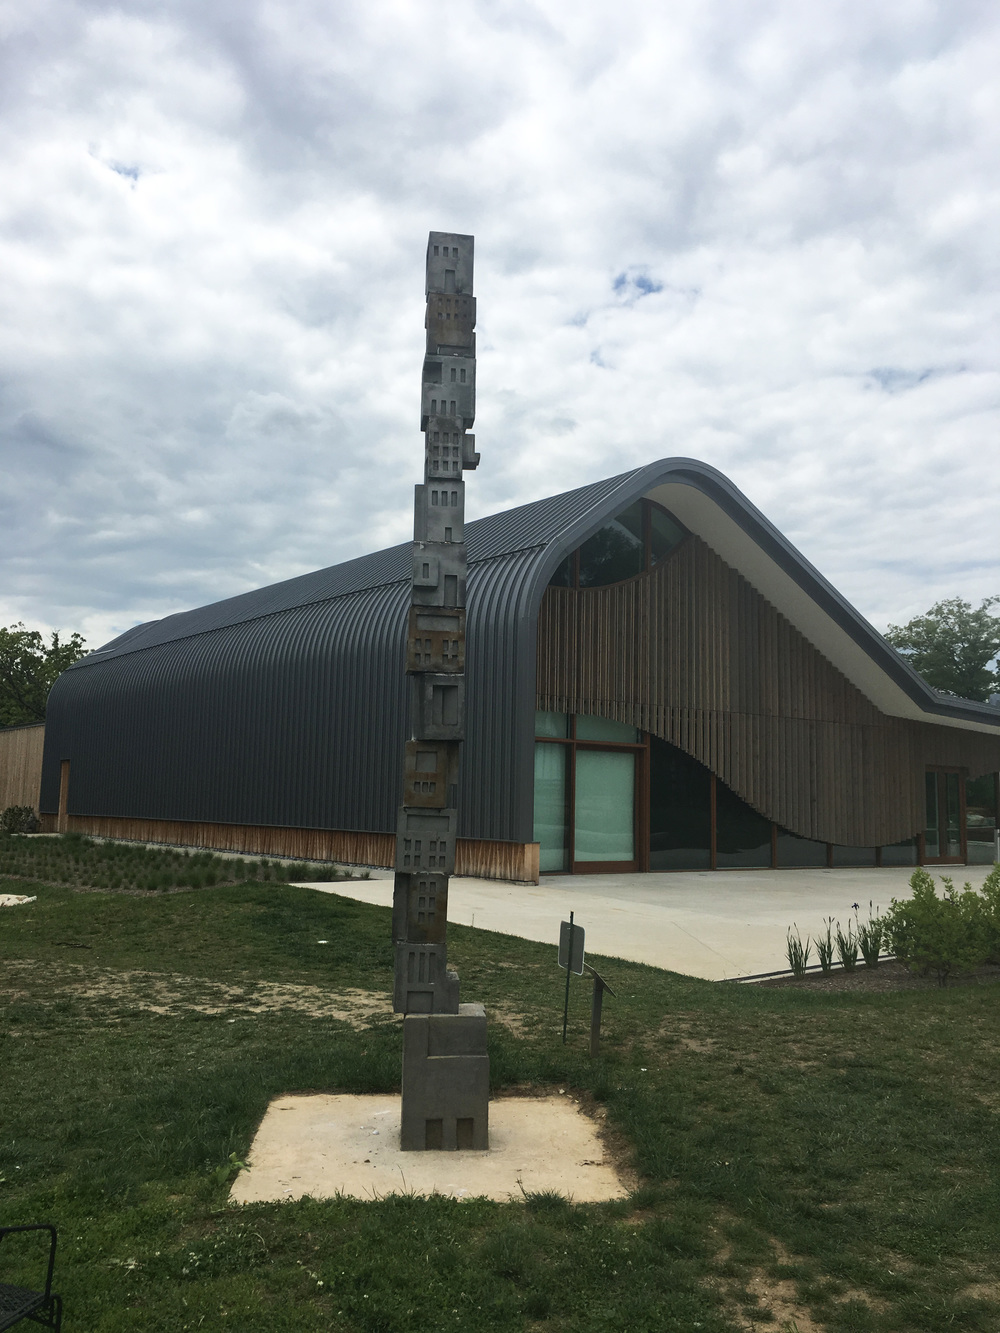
[754,960,1000,993]
[0,961,393,1027]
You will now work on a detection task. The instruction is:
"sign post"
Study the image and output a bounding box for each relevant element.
[583,963,617,1057]
[558,913,585,1044]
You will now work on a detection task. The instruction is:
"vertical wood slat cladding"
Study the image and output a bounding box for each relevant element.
[48,812,539,882]
[537,536,1000,848]
[0,724,45,810]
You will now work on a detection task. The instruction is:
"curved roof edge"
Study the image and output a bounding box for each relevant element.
[517,457,1000,736]
[68,455,1000,737]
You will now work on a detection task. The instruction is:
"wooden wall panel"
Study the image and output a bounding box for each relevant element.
[536,536,1000,847]
[0,723,45,811]
[56,813,540,883]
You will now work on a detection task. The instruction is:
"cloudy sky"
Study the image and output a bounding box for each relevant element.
[2,0,998,650]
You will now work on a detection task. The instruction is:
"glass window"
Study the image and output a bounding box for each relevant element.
[715,780,772,869]
[578,501,644,587]
[534,743,568,872]
[575,715,639,743]
[966,772,998,865]
[775,830,828,868]
[831,845,877,867]
[881,837,918,866]
[944,772,961,858]
[535,710,569,738]
[649,736,711,870]
[548,555,574,588]
[649,506,685,564]
[925,772,940,858]
[574,750,635,863]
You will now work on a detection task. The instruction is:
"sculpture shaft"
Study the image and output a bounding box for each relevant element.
[393,233,479,1017]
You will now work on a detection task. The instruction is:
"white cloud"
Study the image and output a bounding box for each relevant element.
[1,0,998,649]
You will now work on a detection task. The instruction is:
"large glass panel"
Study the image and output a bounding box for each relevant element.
[547,555,574,588]
[924,772,940,858]
[578,502,645,587]
[881,837,918,866]
[533,743,568,872]
[535,710,569,738]
[775,829,828,868]
[945,772,962,858]
[649,737,711,869]
[574,750,635,863]
[966,773,998,865]
[649,506,685,564]
[715,780,772,869]
[575,715,639,743]
[831,844,877,867]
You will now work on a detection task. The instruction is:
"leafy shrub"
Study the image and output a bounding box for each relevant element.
[884,869,989,985]
[979,863,1000,962]
[855,906,885,968]
[0,805,40,833]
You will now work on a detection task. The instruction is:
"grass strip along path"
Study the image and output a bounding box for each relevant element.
[2,834,999,1332]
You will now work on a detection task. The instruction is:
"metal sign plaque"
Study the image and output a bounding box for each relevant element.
[558,918,585,975]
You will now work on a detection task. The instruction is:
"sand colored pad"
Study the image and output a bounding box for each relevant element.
[230,1094,627,1204]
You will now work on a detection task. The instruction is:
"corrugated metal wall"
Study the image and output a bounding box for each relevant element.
[40,550,553,845]
[536,535,1000,847]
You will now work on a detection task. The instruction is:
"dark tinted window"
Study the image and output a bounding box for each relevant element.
[578,501,644,587]
[775,829,827,868]
[831,844,876,867]
[880,837,918,866]
[649,736,711,870]
[548,555,574,588]
[715,780,772,868]
[649,506,685,564]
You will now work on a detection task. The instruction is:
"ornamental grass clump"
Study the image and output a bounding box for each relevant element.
[815,918,835,973]
[834,920,859,971]
[786,925,811,977]
[883,868,988,986]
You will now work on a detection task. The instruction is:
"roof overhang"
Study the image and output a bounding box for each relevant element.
[627,461,1000,736]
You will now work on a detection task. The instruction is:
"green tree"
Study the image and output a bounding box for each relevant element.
[0,623,88,726]
[884,596,1000,702]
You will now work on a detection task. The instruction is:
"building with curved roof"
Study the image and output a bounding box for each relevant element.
[39,458,1000,879]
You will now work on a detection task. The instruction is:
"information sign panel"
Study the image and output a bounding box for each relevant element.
[558,919,586,975]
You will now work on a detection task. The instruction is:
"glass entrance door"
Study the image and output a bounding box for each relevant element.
[924,770,964,863]
[573,748,637,870]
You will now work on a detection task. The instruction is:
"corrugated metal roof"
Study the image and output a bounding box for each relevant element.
[41,457,1000,847]
[80,468,642,666]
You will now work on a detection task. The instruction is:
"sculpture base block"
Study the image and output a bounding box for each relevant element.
[401,1003,489,1151]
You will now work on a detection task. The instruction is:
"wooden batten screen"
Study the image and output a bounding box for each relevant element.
[536,536,1000,849]
[0,723,45,811]
[58,814,540,882]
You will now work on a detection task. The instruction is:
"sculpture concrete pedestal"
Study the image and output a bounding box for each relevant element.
[400,1004,489,1151]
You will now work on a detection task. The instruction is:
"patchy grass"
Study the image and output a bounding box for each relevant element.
[0,831,357,893]
[2,840,1000,1331]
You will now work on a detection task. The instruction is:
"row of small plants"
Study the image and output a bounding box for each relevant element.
[0,815,360,891]
[787,863,1000,984]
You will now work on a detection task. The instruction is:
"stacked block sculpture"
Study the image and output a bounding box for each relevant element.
[394,232,489,1152]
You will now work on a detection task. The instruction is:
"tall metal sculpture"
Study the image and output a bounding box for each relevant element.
[392,232,489,1151]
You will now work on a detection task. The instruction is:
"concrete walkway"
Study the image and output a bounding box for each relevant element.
[302,864,997,981]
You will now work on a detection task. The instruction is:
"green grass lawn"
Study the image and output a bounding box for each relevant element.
[2,836,999,1331]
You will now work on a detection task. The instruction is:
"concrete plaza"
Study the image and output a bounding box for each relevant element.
[303,863,997,981]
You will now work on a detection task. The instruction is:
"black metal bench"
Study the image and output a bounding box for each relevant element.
[0,1225,62,1331]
